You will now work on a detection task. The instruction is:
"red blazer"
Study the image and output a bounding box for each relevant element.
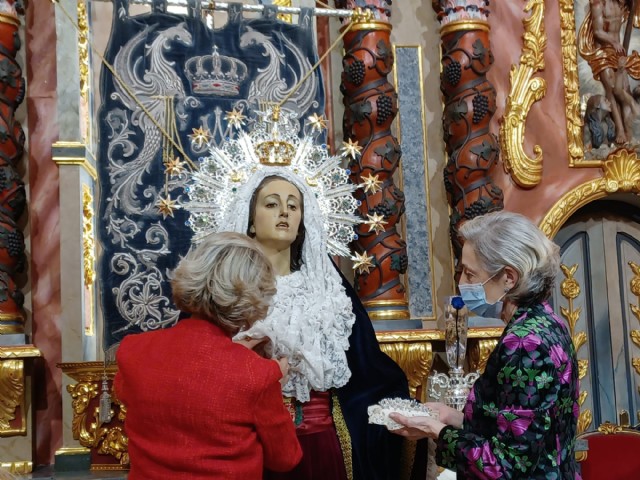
[115,317,302,479]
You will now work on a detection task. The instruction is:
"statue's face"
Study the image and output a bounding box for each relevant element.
[252,179,302,251]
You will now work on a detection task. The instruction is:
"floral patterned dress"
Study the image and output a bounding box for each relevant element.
[436,302,581,479]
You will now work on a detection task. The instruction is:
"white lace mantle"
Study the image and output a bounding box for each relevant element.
[235,269,355,402]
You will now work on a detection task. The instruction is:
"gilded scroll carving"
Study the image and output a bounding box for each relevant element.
[500,0,546,188]
[559,263,592,433]
[379,341,433,402]
[64,365,129,466]
[0,359,24,436]
[468,339,498,374]
[559,0,586,165]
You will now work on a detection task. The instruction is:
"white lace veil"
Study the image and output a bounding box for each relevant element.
[220,167,356,402]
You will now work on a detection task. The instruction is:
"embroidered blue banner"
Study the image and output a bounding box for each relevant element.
[98,0,324,348]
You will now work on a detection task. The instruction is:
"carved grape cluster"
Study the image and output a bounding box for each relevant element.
[464,199,489,220]
[376,95,393,125]
[444,61,462,86]
[472,94,489,124]
[347,60,365,86]
[372,201,394,219]
[6,230,23,258]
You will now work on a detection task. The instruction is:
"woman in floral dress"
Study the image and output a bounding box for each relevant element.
[390,211,581,479]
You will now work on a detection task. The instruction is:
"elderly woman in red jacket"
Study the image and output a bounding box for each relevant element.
[114,232,302,479]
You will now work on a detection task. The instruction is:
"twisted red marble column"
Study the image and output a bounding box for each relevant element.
[434,3,504,259]
[0,4,26,335]
[340,12,409,320]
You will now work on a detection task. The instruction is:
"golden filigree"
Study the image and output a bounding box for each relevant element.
[540,149,640,237]
[597,421,622,434]
[558,0,585,166]
[578,359,588,380]
[469,339,498,374]
[630,262,640,300]
[633,358,640,375]
[67,381,99,446]
[331,394,354,480]
[500,0,546,188]
[82,186,95,287]
[632,330,640,349]
[77,0,90,144]
[558,264,590,433]
[578,409,593,433]
[379,342,433,402]
[98,426,129,465]
[65,371,130,466]
[0,359,24,436]
[578,390,588,406]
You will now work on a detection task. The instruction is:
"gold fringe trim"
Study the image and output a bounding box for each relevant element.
[331,391,354,480]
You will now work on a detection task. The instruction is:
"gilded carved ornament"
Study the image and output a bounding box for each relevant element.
[0,359,25,436]
[500,0,546,188]
[82,185,96,287]
[628,261,640,396]
[559,263,591,433]
[378,341,433,402]
[558,0,586,166]
[77,0,90,143]
[62,363,129,465]
[469,339,498,374]
[540,149,640,238]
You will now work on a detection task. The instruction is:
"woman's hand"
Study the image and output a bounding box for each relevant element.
[388,413,446,441]
[425,402,464,428]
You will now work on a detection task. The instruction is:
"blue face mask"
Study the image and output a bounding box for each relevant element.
[459,271,505,317]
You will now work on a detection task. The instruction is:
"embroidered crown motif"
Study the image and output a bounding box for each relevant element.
[184,46,248,96]
[182,107,363,257]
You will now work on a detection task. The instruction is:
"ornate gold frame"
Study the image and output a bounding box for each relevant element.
[539,149,640,237]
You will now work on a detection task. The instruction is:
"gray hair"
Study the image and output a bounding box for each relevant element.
[459,211,560,307]
[171,232,276,334]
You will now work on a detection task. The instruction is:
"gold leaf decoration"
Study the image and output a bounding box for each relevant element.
[602,149,640,193]
[578,409,593,434]
[597,421,622,435]
[500,0,547,188]
[558,0,585,166]
[631,330,640,349]
[573,331,587,352]
[0,360,23,432]
[578,390,588,406]
[633,358,640,376]
[578,359,588,380]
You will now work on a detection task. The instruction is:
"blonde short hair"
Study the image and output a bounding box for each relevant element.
[171,232,276,334]
[459,211,560,307]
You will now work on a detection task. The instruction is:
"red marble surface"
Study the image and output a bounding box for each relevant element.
[488,0,600,224]
[26,0,62,465]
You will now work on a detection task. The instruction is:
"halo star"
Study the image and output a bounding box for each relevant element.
[189,126,211,148]
[156,194,177,219]
[341,138,362,159]
[307,113,328,132]
[361,173,383,194]
[163,157,185,177]
[224,109,247,129]
[365,212,388,234]
[352,251,375,274]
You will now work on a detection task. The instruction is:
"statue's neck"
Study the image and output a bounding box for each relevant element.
[263,247,291,276]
